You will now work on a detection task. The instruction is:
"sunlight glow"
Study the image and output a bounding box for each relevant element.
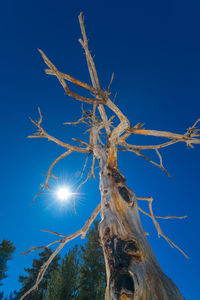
[56,186,72,202]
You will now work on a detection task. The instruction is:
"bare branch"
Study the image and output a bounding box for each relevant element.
[119,139,178,151]
[63,116,90,126]
[32,150,72,204]
[131,148,173,180]
[191,118,200,129]
[98,105,111,135]
[91,156,96,178]
[39,49,106,105]
[74,169,92,214]
[119,123,145,143]
[81,153,90,178]
[28,108,89,153]
[108,72,114,93]
[78,12,112,147]
[21,244,55,256]
[119,119,200,152]
[155,148,163,169]
[78,12,100,89]
[45,68,96,93]
[138,207,187,220]
[136,196,188,259]
[104,98,131,167]
[42,229,68,238]
[72,138,90,147]
[74,155,99,212]
[92,103,97,125]
[20,202,101,300]
[118,120,199,178]
[128,123,200,146]
[78,13,112,138]
[98,97,130,167]
[185,118,200,137]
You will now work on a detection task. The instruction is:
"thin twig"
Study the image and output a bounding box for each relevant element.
[32,150,72,204]
[119,139,178,151]
[74,170,92,214]
[136,196,188,259]
[63,116,90,126]
[133,149,173,180]
[20,240,62,255]
[108,72,114,93]
[29,108,89,153]
[78,13,112,137]
[91,156,96,178]
[42,230,68,238]
[78,12,100,89]
[138,207,187,220]
[81,153,90,178]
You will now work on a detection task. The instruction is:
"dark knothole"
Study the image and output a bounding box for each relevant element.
[107,165,126,184]
[103,232,141,297]
[118,186,131,204]
[123,240,139,255]
[115,272,135,295]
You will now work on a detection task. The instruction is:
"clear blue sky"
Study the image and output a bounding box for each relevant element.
[1,0,200,299]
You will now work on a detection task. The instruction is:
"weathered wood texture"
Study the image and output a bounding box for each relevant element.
[21,13,199,300]
[98,152,183,300]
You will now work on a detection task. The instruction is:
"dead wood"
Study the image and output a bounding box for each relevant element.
[22,12,200,300]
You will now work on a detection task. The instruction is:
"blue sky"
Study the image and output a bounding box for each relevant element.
[0,0,200,299]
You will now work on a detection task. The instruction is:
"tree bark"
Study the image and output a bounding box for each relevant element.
[98,151,184,300]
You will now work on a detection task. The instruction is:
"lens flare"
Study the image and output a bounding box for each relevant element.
[56,186,72,201]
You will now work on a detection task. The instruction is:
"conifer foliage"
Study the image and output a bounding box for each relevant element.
[4,221,106,299]
[78,221,106,300]
[44,246,79,300]
[11,221,106,300]
[0,240,16,286]
[45,220,106,299]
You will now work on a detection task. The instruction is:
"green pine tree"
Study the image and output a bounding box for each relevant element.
[78,220,106,300]
[44,245,79,300]
[0,240,16,286]
[18,248,60,300]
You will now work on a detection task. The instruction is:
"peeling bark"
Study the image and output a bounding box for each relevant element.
[98,152,184,300]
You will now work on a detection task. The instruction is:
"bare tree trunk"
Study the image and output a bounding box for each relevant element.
[20,12,200,300]
[98,152,184,300]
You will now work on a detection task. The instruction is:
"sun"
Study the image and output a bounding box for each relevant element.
[56,186,72,202]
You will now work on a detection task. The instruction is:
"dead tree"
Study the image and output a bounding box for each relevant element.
[21,13,200,300]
